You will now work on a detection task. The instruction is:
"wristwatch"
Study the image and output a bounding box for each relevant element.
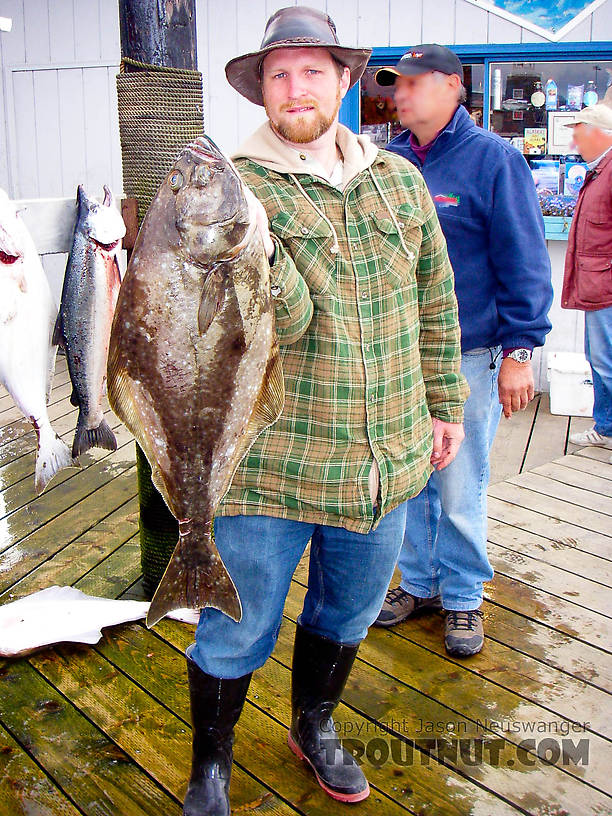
[506,348,532,363]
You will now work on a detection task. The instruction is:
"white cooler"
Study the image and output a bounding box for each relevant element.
[547,351,594,417]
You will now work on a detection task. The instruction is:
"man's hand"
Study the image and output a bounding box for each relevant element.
[498,357,535,419]
[244,185,275,261]
[430,417,465,470]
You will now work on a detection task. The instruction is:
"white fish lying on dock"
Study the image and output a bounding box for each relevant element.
[0,188,74,492]
[0,586,200,657]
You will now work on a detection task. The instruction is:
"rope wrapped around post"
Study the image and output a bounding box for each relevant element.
[116,58,205,596]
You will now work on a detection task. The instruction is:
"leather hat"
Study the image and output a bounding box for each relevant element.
[225,6,372,106]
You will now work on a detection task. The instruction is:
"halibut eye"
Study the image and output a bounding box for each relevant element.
[169,170,184,191]
[195,164,212,184]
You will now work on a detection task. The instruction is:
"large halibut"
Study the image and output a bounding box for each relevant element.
[107,137,284,627]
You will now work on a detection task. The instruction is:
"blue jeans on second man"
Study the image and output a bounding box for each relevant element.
[398,347,502,610]
[585,306,612,437]
[190,503,407,679]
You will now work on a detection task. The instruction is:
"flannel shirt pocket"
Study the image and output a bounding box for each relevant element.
[371,203,423,289]
[270,209,337,298]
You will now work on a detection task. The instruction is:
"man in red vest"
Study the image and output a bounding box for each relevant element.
[563,91,612,455]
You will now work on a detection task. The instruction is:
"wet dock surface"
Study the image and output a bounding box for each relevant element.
[1,357,610,815]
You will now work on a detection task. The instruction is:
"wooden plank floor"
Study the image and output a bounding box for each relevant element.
[1,358,611,816]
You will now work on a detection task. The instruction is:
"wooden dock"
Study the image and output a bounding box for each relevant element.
[1,357,611,816]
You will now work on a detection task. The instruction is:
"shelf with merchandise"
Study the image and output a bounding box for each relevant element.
[531,154,587,239]
[539,190,575,241]
[488,59,612,158]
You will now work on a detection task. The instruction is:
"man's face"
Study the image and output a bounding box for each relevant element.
[261,47,350,145]
[569,123,599,162]
[393,71,456,131]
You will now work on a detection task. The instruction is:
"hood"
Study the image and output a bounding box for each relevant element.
[232,122,378,187]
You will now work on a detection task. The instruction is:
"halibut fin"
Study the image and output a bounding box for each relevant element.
[106,361,174,511]
[197,270,225,334]
[45,344,57,403]
[239,342,285,455]
[210,341,285,505]
[35,423,75,494]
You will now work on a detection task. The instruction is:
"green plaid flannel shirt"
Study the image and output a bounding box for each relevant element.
[219,149,468,533]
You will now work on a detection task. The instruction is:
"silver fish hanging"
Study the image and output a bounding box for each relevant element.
[0,188,73,493]
[54,185,126,458]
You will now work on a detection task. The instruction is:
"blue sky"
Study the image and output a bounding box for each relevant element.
[491,0,594,31]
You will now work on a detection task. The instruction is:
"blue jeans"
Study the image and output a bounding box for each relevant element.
[585,306,612,437]
[398,347,502,610]
[190,504,407,678]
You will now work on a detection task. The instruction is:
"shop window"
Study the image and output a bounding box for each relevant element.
[489,60,612,217]
[488,60,612,148]
[360,64,484,148]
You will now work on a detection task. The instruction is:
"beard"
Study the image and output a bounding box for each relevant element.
[265,88,342,144]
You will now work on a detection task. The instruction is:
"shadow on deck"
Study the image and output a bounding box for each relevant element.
[0,358,610,815]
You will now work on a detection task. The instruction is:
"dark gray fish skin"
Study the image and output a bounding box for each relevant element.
[107,136,284,628]
[54,185,125,458]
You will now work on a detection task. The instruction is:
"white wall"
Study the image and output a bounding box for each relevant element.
[0,0,122,302]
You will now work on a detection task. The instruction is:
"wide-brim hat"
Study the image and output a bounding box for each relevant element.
[225,5,372,106]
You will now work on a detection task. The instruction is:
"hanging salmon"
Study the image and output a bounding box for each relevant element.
[54,185,126,458]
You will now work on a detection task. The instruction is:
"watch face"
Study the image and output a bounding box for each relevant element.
[510,349,530,363]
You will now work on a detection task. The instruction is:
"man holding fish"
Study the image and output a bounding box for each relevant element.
[181,7,468,814]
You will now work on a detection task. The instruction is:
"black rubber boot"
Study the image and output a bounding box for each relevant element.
[183,656,252,816]
[288,624,369,803]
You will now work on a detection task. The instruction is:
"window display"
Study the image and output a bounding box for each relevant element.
[489,60,612,222]
[488,60,612,145]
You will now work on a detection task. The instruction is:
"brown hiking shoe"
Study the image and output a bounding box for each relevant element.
[373,586,442,628]
[444,609,484,657]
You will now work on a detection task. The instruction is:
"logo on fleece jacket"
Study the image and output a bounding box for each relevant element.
[433,193,460,208]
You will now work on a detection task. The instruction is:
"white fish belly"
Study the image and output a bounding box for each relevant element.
[0,251,56,428]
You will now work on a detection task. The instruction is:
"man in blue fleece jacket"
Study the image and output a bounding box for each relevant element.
[373,45,553,656]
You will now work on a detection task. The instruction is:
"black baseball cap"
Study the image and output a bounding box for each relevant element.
[375,44,464,85]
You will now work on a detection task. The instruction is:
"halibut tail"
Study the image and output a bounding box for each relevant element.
[146,518,242,627]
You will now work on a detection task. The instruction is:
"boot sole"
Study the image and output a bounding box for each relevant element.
[287,731,370,803]
[445,640,484,657]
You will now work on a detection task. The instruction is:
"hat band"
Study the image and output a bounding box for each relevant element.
[265,36,329,46]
